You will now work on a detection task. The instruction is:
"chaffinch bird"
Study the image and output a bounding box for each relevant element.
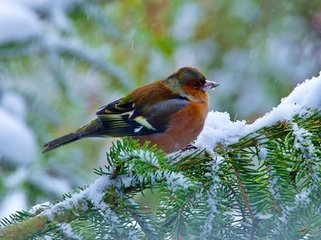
[43,67,219,153]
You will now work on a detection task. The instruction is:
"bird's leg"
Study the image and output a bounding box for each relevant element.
[181,144,198,152]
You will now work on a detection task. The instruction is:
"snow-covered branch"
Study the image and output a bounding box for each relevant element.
[196,71,321,151]
[1,73,321,239]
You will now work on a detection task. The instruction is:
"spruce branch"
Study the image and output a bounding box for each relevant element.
[1,108,321,239]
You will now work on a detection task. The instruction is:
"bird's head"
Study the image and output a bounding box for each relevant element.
[167,67,219,99]
[167,67,219,92]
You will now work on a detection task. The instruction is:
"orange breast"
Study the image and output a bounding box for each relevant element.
[134,101,208,153]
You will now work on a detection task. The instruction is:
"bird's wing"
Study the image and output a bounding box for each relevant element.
[95,95,189,137]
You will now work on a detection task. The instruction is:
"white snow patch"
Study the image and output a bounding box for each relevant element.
[295,190,311,206]
[164,171,190,191]
[0,191,27,218]
[256,213,273,220]
[0,108,37,165]
[267,173,281,201]
[120,149,160,167]
[86,176,113,208]
[28,201,51,215]
[42,175,113,220]
[303,234,312,240]
[197,71,321,151]
[59,223,82,240]
[248,104,303,132]
[281,75,321,109]
[258,145,268,160]
[278,206,294,225]
[0,1,43,44]
[1,92,27,121]
[201,155,224,237]
[195,111,247,151]
[292,123,315,158]
[248,72,321,131]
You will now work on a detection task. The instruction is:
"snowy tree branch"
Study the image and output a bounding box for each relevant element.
[1,73,321,239]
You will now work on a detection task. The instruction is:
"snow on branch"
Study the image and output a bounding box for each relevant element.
[196,71,321,152]
[1,72,321,239]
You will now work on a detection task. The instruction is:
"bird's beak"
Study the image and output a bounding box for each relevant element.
[203,80,219,90]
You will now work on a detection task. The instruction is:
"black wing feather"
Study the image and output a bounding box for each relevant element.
[94,96,189,137]
[96,98,134,115]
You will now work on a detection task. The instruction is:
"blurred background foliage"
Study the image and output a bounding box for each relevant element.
[0,0,321,218]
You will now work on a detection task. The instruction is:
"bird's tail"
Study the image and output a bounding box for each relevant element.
[43,132,82,153]
[43,119,102,153]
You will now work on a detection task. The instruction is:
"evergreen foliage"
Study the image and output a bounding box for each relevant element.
[1,109,320,240]
[1,1,321,239]
[1,1,321,227]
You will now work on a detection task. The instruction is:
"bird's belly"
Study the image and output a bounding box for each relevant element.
[134,102,207,153]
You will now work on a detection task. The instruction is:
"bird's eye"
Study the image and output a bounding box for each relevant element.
[193,80,201,87]
[199,77,206,85]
